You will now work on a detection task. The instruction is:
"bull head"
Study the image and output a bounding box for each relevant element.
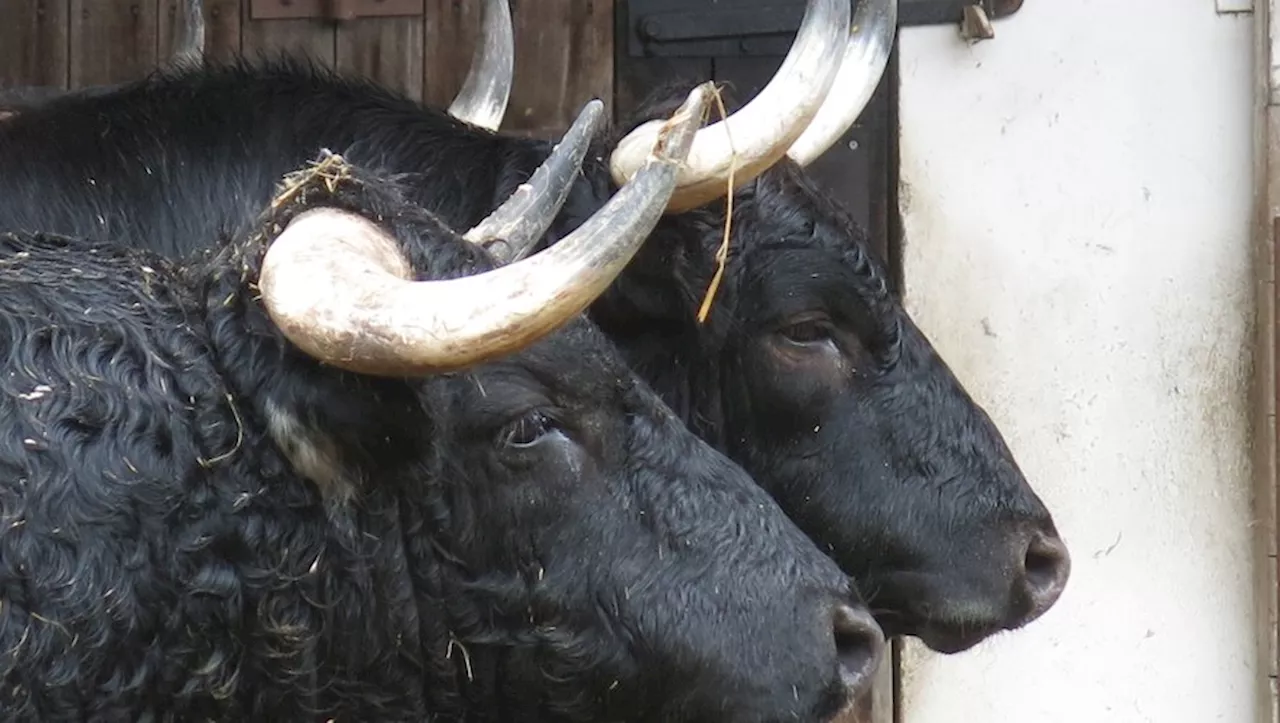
[258,85,714,376]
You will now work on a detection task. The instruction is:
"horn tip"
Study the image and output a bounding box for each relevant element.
[652,83,715,163]
[578,99,606,127]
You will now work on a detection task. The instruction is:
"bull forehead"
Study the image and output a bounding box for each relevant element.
[452,321,637,408]
[691,169,886,284]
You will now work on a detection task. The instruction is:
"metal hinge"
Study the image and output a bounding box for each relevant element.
[626,0,1026,57]
[903,0,1022,27]
[250,0,424,21]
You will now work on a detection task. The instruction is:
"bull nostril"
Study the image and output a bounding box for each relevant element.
[1018,531,1071,624]
[830,603,885,697]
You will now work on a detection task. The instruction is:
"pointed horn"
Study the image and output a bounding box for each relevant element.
[447,0,514,131]
[787,0,896,167]
[259,84,715,377]
[463,99,605,263]
[609,0,850,214]
[171,0,206,63]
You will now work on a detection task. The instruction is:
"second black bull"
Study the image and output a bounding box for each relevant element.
[0,0,1069,652]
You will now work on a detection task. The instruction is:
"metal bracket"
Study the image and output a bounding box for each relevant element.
[626,0,1025,57]
[249,0,424,22]
[903,0,1022,27]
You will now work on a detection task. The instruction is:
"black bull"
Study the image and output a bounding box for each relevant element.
[0,146,886,720]
[0,60,1070,652]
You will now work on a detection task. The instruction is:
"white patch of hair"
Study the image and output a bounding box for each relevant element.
[265,399,360,509]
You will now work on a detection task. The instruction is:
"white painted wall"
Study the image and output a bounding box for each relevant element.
[896,2,1261,721]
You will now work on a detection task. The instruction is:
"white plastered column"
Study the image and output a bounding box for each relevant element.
[896,2,1262,720]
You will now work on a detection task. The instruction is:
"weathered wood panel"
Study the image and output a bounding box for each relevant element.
[0,0,71,89]
[240,5,335,64]
[507,0,613,137]
[68,0,159,87]
[422,0,481,109]
[6,1,616,140]
[337,12,425,101]
[201,0,244,60]
[158,0,193,61]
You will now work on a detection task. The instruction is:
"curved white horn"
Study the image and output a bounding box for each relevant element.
[609,0,850,213]
[447,0,514,131]
[260,84,715,377]
[787,0,897,167]
[463,99,605,263]
[171,0,206,63]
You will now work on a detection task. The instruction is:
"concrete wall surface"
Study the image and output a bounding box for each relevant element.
[896,2,1262,721]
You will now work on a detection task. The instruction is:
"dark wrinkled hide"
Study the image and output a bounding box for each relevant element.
[0,58,1070,651]
[0,164,865,721]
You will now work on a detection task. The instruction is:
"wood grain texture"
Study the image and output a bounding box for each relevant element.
[69,0,158,87]
[506,0,612,135]
[423,0,482,109]
[0,0,71,88]
[240,2,335,65]
[337,11,424,101]
[15,0,615,140]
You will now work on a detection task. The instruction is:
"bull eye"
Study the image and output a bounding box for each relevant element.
[778,319,833,346]
[501,410,557,449]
